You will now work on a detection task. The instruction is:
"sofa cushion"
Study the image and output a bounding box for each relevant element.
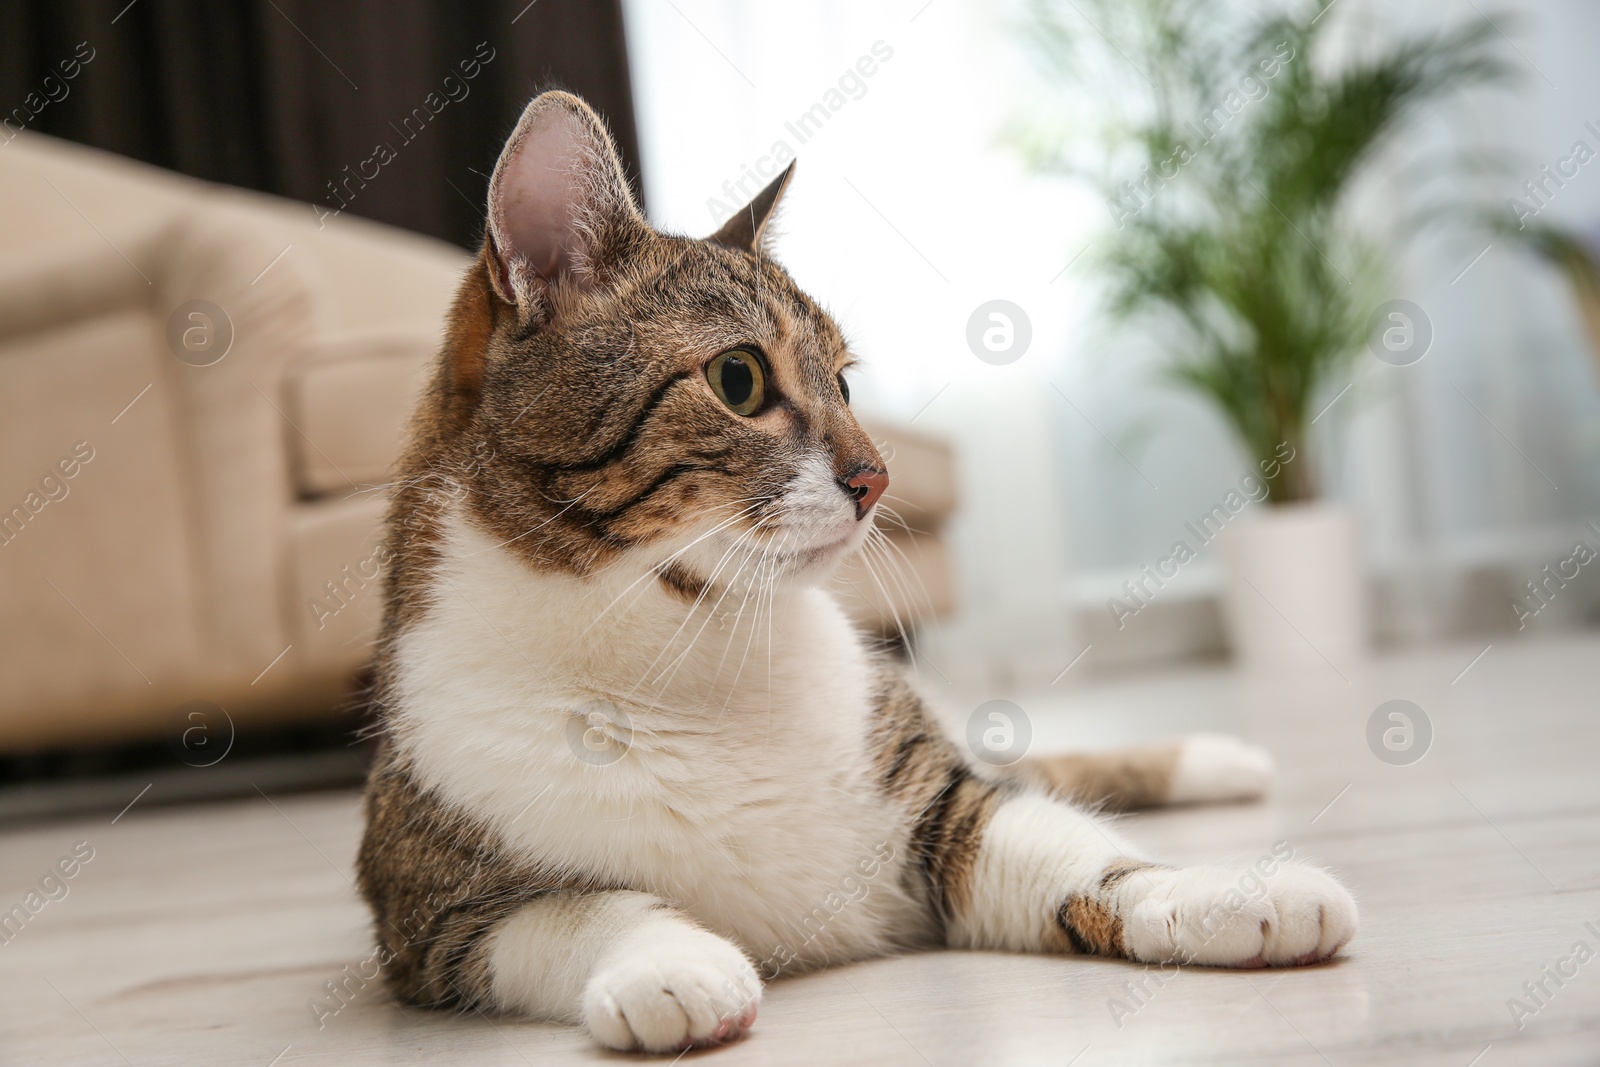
[286,332,435,497]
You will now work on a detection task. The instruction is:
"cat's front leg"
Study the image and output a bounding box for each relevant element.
[489,891,761,1052]
[947,794,1357,967]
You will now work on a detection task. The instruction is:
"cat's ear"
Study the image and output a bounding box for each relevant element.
[485,91,647,316]
[708,162,795,255]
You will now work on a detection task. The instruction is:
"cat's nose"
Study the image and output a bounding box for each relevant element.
[841,469,888,519]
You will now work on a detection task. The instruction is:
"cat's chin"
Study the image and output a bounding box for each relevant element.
[770,536,854,581]
[766,518,874,580]
[664,512,874,592]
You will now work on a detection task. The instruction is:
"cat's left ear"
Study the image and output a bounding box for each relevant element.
[485,91,648,317]
[708,162,795,255]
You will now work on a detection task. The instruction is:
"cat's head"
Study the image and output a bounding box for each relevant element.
[426,92,887,593]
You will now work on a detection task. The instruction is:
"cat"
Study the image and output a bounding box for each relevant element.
[355,90,1358,1054]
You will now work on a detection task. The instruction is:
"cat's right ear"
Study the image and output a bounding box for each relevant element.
[485,92,647,321]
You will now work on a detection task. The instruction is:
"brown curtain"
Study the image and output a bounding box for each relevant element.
[0,0,644,249]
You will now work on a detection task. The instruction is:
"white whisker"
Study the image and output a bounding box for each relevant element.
[646,530,765,695]
[717,526,788,721]
[468,483,601,555]
[579,501,763,635]
[628,523,762,699]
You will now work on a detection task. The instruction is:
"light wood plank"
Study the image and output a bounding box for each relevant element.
[3,634,1599,1064]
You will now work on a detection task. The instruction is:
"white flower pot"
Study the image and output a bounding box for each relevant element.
[1217,502,1367,672]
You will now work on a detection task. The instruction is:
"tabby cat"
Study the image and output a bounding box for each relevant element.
[356,91,1357,1054]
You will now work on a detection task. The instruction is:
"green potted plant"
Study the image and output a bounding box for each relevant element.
[1019,0,1510,667]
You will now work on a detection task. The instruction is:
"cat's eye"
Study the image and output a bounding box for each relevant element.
[837,373,851,404]
[707,348,766,416]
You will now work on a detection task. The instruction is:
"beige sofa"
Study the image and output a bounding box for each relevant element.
[0,133,956,751]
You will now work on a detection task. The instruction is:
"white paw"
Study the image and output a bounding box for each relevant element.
[1123,862,1357,967]
[582,925,761,1053]
[1166,733,1275,804]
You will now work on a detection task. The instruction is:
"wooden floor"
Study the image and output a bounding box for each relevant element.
[4,633,1599,1066]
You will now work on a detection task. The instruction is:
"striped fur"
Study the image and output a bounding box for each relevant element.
[356,91,1358,1055]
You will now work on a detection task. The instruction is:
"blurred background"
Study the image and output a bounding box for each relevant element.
[2,0,1598,815]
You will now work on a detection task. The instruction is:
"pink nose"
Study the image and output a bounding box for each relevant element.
[843,469,888,519]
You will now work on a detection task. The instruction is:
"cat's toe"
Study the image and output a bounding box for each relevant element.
[1124,867,1275,965]
[1124,862,1356,967]
[1165,734,1276,804]
[582,935,761,1053]
[1260,863,1358,965]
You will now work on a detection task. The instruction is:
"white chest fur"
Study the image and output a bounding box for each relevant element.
[390,510,929,970]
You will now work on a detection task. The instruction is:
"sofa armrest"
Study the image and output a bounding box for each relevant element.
[860,419,958,533]
[0,230,163,344]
